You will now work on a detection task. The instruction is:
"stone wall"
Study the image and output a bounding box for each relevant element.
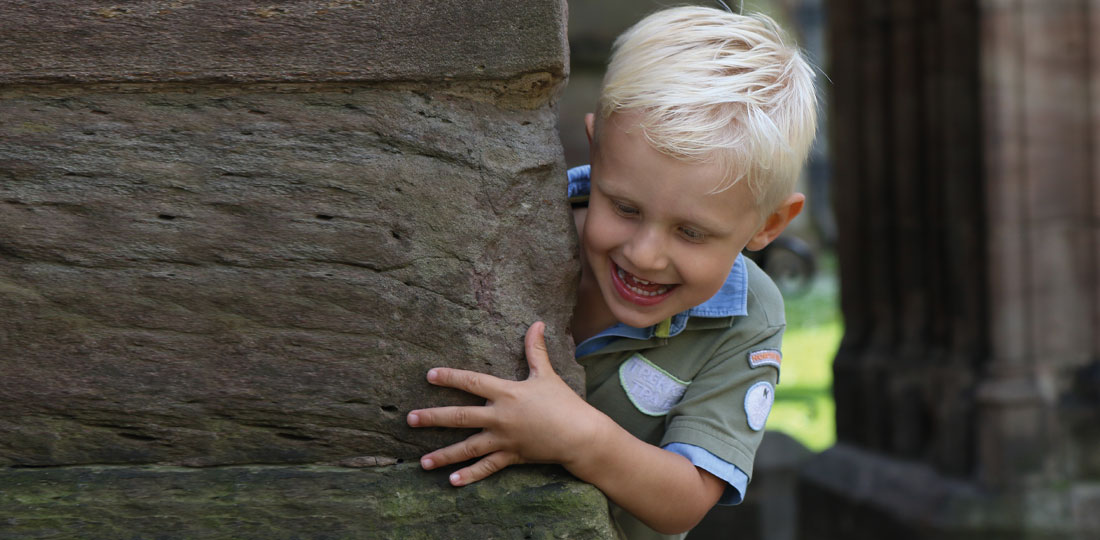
[0,1,611,536]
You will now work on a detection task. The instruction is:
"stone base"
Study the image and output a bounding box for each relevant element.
[0,464,614,539]
[798,444,1100,540]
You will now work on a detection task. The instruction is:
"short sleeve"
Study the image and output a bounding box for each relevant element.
[659,322,783,480]
[663,442,750,505]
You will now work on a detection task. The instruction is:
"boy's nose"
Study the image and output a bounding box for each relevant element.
[623,227,669,273]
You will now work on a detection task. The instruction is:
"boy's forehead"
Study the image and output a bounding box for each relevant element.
[594,113,738,194]
[594,110,764,214]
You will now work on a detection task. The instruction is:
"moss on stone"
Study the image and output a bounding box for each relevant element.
[0,463,613,539]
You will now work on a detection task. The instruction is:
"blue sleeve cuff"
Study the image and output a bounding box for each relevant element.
[663,442,749,506]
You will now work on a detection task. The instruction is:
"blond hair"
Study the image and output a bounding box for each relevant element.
[598,6,818,213]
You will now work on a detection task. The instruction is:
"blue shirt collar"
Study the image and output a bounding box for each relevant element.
[574,254,749,357]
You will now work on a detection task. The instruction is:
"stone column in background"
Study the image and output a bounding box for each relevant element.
[800,0,1100,538]
[0,1,612,537]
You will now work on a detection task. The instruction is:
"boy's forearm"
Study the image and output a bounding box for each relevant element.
[565,418,725,535]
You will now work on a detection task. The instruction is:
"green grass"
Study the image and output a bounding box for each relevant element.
[768,257,841,451]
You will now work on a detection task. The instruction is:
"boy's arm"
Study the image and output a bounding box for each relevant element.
[407,322,725,535]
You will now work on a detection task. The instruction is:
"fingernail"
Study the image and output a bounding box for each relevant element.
[449,472,462,486]
[427,369,439,382]
[421,457,434,469]
[407,413,419,426]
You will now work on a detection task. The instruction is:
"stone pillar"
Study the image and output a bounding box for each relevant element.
[799,0,1100,537]
[0,1,612,537]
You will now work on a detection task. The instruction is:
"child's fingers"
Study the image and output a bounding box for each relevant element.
[425,367,506,398]
[406,405,493,429]
[449,451,520,486]
[418,431,499,470]
[524,321,554,378]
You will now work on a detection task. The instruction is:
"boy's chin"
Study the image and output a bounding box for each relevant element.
[607,305,675,329]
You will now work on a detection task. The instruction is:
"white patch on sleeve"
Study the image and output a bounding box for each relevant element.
[744,381,775,431]
[618,354,690,416]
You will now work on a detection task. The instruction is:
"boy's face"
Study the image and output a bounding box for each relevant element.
[582,111,791,329]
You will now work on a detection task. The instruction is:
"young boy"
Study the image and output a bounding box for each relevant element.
[406,6,817,538]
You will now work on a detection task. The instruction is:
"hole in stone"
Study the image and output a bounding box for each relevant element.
[277,432,315,442]
[316,214,333,220]
[118,432,157,441]
[396,458,405,464]
[381,405,398,413]
[248,109,267,115]
[390,230,400,240]
[91,109,109,115]
[157,214,175,220]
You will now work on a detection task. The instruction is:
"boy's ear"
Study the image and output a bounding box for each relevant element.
[584,113,595,145]
[746,193,805,251]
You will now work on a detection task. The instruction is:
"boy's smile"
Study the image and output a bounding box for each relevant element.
[611,262,676,305]
[576,111,782,333]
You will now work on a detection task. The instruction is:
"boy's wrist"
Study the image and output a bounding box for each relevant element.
[560,410,625,482]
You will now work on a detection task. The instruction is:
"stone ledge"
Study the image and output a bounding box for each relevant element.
[0,0,567,88]
[798,443,1100,539]
[0,463,614,539]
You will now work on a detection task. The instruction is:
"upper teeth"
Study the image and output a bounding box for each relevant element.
[617,267,669,296]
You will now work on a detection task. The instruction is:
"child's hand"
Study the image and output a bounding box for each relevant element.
[406,321,609,486]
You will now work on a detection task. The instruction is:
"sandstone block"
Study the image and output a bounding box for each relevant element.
[0,84,581,466]
[0,0,581,467]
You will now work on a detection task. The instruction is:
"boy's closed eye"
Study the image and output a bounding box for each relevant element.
[612,199,712,243]
[613,201,640,217]
[678,226,707,242]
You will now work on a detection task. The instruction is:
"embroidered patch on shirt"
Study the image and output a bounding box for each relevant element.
[619,354,690,416]
[744,381,775,431]
[748,349,782,383]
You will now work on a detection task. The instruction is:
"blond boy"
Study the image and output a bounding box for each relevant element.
[407,6,817,539]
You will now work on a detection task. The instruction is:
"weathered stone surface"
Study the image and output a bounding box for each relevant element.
[0,0,610,537]
[0,0,567,88]
[0,464,614,539]
[0,84,581,466]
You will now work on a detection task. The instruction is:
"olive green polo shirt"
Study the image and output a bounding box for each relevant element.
[578,257,785,540]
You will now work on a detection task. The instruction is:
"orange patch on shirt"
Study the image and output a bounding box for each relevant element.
[748,349,782,370]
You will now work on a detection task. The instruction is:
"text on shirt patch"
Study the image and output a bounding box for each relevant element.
[744,381,775,431]
[618,354,691,416]
[748,349,781,383]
